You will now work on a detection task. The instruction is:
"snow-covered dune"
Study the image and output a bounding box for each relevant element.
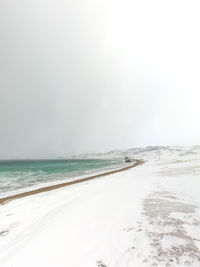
[76,145,200,160]
[1,146,200,266]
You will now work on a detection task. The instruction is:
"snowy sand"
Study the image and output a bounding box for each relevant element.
[0,147,200,266]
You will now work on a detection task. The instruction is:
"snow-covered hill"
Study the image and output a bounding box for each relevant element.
[73,146,200,161]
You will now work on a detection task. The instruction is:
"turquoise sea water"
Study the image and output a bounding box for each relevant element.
[0,159,123,197]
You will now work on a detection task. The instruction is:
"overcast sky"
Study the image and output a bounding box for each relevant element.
[0,0,200,158]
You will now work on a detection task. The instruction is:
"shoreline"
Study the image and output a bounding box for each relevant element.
[0,160,144,205]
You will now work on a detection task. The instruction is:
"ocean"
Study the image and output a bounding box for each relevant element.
[0,159,123,198]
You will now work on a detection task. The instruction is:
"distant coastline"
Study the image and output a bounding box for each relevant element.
[0,160,143,205]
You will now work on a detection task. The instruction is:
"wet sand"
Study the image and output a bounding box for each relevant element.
[0,160,144,205]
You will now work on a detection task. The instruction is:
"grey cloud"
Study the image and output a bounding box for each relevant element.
[0,0,200,158]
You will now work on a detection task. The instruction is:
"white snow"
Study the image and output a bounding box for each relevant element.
[1,146,200,266]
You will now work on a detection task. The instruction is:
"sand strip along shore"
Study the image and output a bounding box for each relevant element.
[0,160,144,205]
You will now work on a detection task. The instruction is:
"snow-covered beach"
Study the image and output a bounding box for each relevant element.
[1,146,200,266]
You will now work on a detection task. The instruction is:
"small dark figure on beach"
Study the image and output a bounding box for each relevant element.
[125,156,131,163]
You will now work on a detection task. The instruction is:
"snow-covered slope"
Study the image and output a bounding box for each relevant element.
[1,146,200,266]
[74,146,200,161]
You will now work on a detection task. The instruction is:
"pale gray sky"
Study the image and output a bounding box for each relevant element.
[0,0,200,158]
